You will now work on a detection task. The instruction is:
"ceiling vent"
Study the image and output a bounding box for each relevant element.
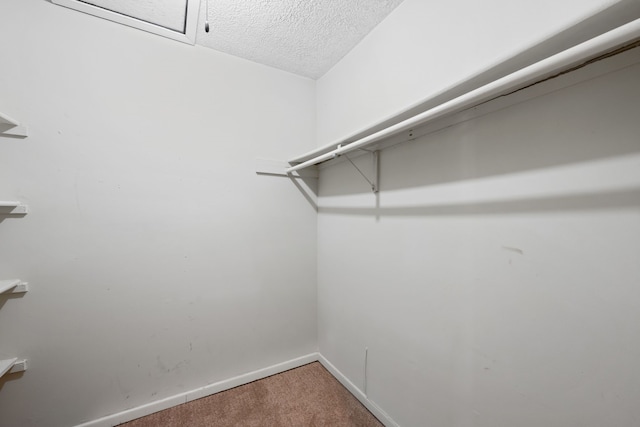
[51,0,201,44]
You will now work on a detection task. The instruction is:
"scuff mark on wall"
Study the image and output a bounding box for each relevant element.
[502,246,524,255]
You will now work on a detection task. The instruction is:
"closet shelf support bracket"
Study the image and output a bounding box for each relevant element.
[345,150,379,193]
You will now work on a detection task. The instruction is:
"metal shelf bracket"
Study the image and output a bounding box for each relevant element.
[345,150,379,193]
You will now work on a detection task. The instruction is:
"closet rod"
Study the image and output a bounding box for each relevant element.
[286,18,640,174]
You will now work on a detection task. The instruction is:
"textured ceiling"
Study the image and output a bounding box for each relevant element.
[195,0,405,79]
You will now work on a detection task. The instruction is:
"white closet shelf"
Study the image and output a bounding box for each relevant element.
[0,201,29,214]
[0,358,18,377]
[0,358,27,378]
[0,281,29,378]
[285,19,640,173]
[0,280,28,294]
[0,112,19,125]
[0,111,28,138]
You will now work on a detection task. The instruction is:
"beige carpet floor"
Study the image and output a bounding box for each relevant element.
[120,362,383,426]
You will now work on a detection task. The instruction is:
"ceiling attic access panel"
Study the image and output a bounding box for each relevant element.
[79,0,188,31]
[51,0,201,44]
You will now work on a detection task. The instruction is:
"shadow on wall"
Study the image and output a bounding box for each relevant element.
[319,188,640,217]
[0,292,26,311]
[0,205,27,223]
[0,371,24,393]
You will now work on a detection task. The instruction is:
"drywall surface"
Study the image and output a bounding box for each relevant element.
[316,0,631,145]
[0,1,317,426]
[317,53,640,426]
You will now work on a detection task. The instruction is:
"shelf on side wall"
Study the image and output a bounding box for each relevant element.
[0,201,29,215]
[0,358,18,377]
[0,358,27,378]
[0,111,28,138]
[0,280,28,294]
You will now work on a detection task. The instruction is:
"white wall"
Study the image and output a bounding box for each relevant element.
[316,0,636,145]
[317,43,640,427]
[0,1,317,426]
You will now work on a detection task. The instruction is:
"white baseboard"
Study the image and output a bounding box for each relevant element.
[317,354,400,427]
[75,352,399,427]
[75,353,320,427]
